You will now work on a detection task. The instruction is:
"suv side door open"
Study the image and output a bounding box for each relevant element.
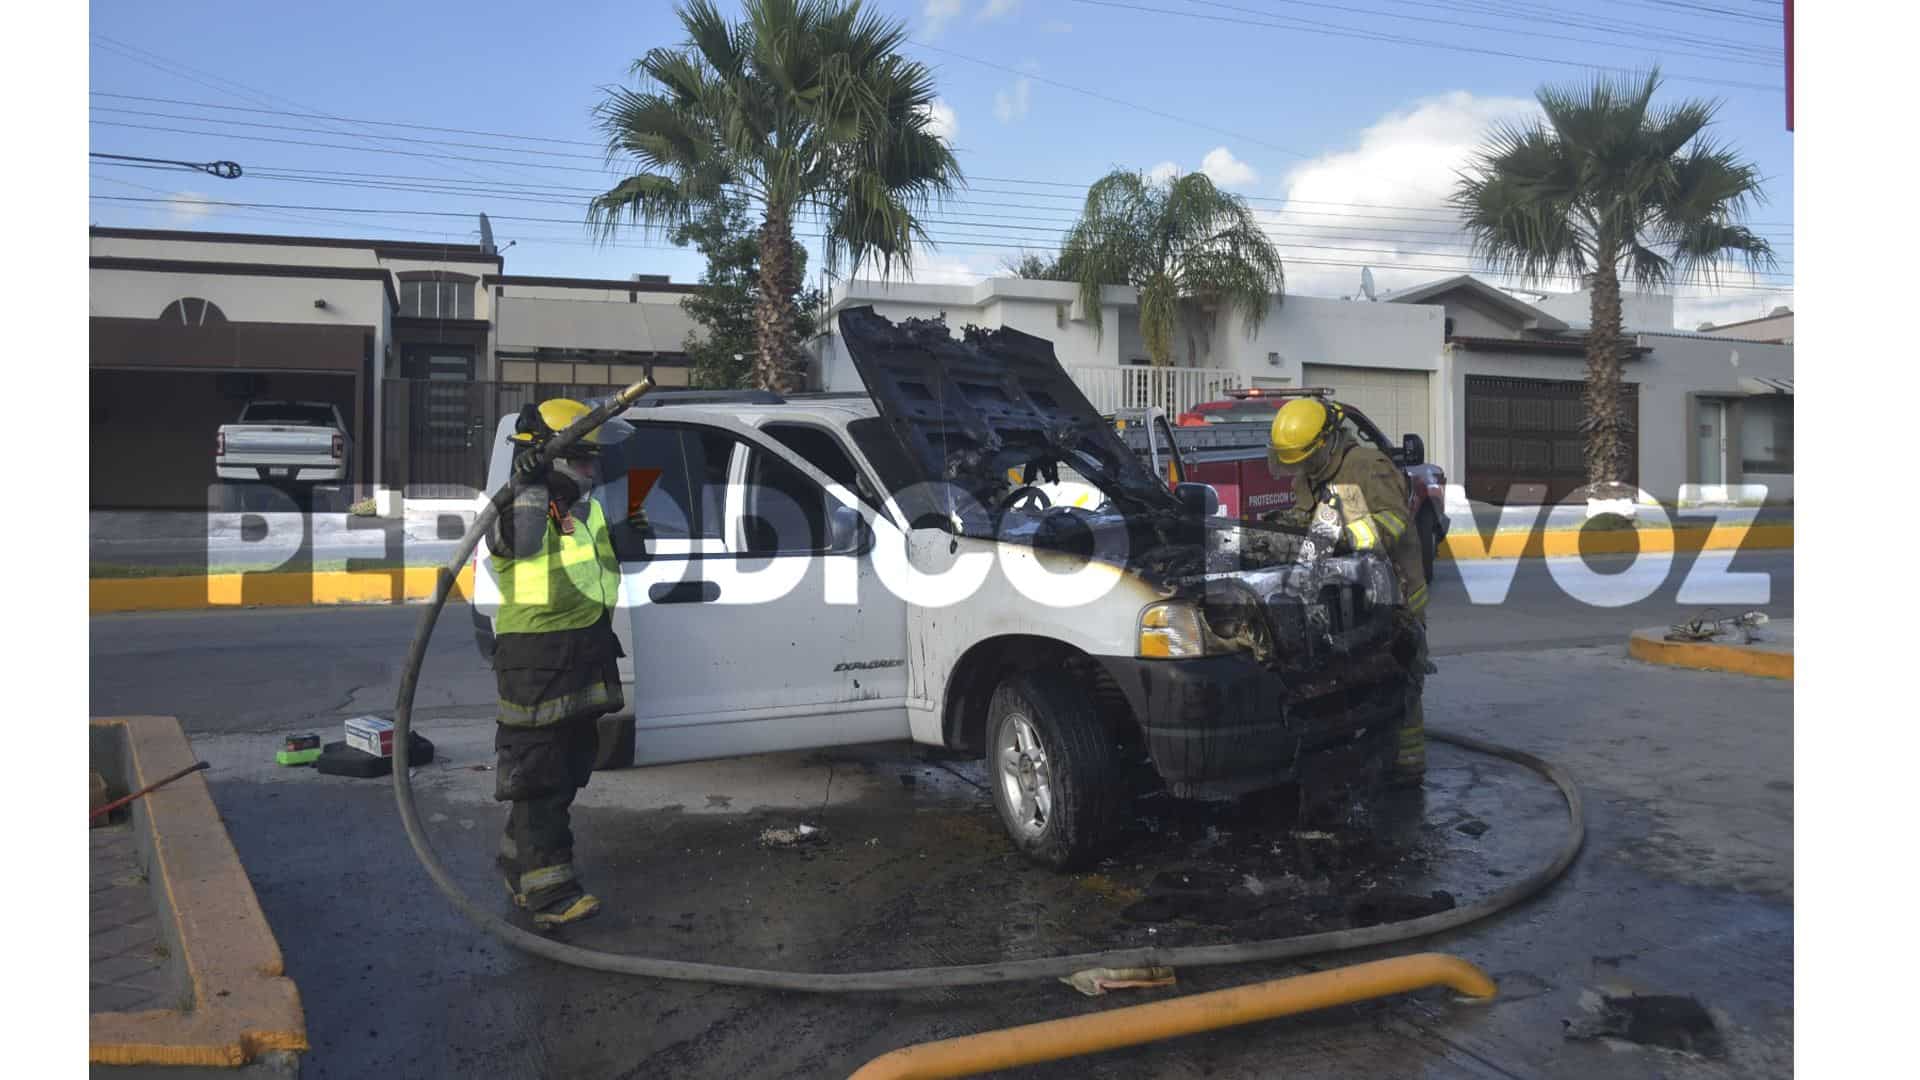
[597,415,910,765]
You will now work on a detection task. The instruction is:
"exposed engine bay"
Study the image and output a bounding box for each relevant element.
[838,307,1414,676]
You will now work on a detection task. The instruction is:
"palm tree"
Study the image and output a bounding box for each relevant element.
[1059,169,1284,367]
[1452,69,1775,499]
[588,0,962,392]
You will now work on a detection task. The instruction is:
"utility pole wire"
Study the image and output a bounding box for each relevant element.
[90,152,241,179]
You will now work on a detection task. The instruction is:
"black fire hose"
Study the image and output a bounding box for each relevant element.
[391,381,1585,992]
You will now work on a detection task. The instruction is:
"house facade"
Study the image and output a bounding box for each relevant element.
[88,227,700,508]
[809,273,1794,507]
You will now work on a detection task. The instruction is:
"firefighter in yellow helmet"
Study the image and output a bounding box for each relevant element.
[1269,396,1430,787]
[485,398,641,929]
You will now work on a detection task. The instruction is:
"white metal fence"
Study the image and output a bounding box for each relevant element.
[1067,364,1245,416]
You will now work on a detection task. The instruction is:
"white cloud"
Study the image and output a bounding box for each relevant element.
[1145,161,1179,184]
[922,0,965,40]
[1672,286,1794,333]
[994,77,1031,123]
[165,191,214,224]
[1199,146,1258,187]
[977,0,1022,21]
[1041,19,1072,32]
[886,241,1010,286]
[919,98,958,142]
[1268,90,1541,299]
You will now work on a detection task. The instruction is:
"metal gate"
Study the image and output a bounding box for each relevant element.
[383,380,626,494]
[1464,375,1638,504]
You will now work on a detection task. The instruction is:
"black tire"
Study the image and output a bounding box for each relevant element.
[985,670,1125,870]
[1417,504,1438,584]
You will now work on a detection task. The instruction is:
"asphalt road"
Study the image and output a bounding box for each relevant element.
[90,548,1793,736]
[88,550,1794,1077]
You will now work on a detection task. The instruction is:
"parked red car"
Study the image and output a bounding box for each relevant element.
[1114,388,1450,579]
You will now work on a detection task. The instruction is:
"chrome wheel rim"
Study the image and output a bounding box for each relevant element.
[996,713,1053,838]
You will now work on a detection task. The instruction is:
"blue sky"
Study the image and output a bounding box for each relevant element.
[88,0,1794,327]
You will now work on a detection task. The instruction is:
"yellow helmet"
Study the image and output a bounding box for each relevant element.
[508,398,600,449]
[1268,397,1334,465]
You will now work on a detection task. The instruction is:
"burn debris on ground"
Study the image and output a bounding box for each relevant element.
[1565,992,1727,1059]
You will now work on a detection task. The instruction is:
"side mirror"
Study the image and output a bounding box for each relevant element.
[828,503,865,552]
[1173,482,1221,518]
[1400,433,1425,467]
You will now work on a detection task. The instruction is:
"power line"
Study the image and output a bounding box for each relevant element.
[91,106,607,161]
[90,194,1790,288]
[1186,0,1779,66]
[1064,0,1785,91]
[1616,0,1782,25]
[1361,0,1780,54]
[89,91,604,147]
[907,39,1317,159]
[88,119,623,175]
[87,159,1791,247]
[85,92,1793,227]
[90,151,242,179]
[90,34,557,189]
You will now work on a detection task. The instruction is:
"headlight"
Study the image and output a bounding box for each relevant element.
[1140,591,1268,660]
[1138,601,1206,658]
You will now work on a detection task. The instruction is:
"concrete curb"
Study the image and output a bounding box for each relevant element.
[90,716,309,1068]
[1442,522,1791,561]
[1626,628,1793,680]
[90,566,475,614]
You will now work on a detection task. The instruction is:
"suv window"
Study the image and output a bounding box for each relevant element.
[741,450,833,555]
[762,423,883,511]
[594,422,734,558]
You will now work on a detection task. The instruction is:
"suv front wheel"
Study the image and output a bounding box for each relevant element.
[986,671,1124,870]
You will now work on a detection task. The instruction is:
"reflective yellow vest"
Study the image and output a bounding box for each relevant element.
[491,498,621,635]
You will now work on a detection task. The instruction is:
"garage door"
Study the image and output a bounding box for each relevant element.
[1301,364,1430,443]
[1464,375,1639,504]
[91,369,358,510]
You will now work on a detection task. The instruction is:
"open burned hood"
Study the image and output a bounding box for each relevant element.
[837,306,1178,526]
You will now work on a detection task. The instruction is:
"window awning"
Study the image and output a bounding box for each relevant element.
[1738,376,1793,395]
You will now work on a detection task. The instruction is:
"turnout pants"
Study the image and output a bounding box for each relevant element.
[1395,614,1431,782]
[494,716,601,912]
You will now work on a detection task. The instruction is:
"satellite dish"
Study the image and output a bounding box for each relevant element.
[1360,267,1377,301]
[478,213,497,255]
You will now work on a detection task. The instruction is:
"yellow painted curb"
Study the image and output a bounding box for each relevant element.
[90,716,309,1067]
[1443,522,1791,561]
[91,565,474,614]
[1627,628,1793,680]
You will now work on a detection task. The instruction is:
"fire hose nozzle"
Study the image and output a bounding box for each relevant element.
[615,378,655,408]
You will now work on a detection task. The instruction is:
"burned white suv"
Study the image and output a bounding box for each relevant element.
[473,308,1420,869]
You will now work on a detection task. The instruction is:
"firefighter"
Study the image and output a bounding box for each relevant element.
[1267,397,1430,787]
[486,398,629,928]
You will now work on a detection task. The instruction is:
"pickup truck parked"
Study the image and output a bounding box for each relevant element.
[215,400,351,506]
[1114,390,1451,581]
[472,310,1421,869]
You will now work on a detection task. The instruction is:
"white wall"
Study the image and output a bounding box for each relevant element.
[810,278,1134,391]
[90,267,388,330]
[1212,294,1442,382]
[1533,287,1677,332]
[495,293,698,354]
[90,235,381,268]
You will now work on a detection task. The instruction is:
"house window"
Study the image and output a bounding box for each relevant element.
[159,297,226,325]
[399,279,475,319]
[1741,396,1793,473]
